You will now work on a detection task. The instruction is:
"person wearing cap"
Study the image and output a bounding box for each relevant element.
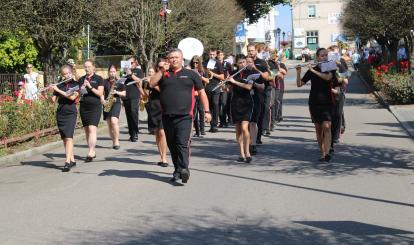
[66,59,80,81]
[14,81,26,102]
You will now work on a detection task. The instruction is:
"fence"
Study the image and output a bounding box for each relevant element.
[0,74,24,94]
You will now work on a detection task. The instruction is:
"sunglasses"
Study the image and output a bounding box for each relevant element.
[193,62,199,64]
[27,66,33,68]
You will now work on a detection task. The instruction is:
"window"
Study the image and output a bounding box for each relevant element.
[308,5,316,18]
[306,31,319,50]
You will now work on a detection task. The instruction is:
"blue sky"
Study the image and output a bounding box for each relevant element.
[275,4,292,38]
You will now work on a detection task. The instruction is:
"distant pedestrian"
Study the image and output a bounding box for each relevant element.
[24,64,39,100]
[352,51,361,71]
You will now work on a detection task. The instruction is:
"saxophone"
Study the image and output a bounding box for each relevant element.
[103,79,117,113]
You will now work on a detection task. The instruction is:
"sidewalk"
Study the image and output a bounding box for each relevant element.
[355,71,414,140]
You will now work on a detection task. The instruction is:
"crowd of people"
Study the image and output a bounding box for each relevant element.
[25,41,353,184]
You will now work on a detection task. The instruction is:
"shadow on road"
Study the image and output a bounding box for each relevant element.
[98,169,183,186]
[66,213,414,244]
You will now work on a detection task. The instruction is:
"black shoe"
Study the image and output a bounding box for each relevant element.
[157,162,169,167]
[237,157,246,162]
[70,161,76,166]
[218,124,224,128]
[62,162,74,172]
[325,154,331,162]
[250,146,257,155]
[181,168,190,183]
[130,138,138,142]
[211,128,218,133]
[193,133,200,137]
[256,140,263,145]
[201,131,206,135]
[85,155,96,162]
[265,130,271,136]
[329,148,334,154]
[170,171,181,182]
[245,157,252,163]
[113,145,120,150]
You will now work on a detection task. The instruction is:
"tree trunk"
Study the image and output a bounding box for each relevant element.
[387,40,399,72]
[406,35,414,74]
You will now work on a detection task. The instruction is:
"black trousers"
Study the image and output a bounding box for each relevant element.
[207,91,220,128]
[162,114,192,171]
[262,87,274,131]
[193,96,205,135]
[219,91,229,126]
[332,92,345,143]
[256,94,265,142]
[273,80,285,123]
[123,99,139,139]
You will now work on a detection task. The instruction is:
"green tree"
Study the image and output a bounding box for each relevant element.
[0,31,39,73]
[236,0,287,23]
[0,0,91,84]
[342,0,414,68]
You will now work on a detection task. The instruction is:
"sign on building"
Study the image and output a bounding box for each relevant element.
[328,13,342,24]
[235,23,246,43]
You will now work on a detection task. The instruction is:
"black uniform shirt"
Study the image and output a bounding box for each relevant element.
[124,68,144,100]
[253,57,269,94]
[159,68,204,116]
[53,79,78,113]
[204,59,224,92]
[302,66,338,106]
[79,73,104,105]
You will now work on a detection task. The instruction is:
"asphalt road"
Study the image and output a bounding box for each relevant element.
[0,68,413,244]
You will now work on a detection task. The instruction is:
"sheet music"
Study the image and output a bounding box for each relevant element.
[321,61,337,72]
[116,77,127,84]
[121,61,132,69]
[246,73,261,83]
[65,85,79,96]
[207,59,216,70]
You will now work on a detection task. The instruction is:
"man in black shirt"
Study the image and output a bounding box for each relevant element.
[122,57,144,142]
[204,48,224,132]
[217,50,233,127]
[247,44,269,153]
[150,48,211,183]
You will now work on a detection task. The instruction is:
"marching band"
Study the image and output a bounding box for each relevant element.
[43,39,345,184]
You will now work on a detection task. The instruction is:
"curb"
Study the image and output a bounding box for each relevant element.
[356,71,414,140]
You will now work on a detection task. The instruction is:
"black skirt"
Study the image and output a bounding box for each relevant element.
[231,95,254,123]
[80,102,102,126]
[103,101,121,120]
[148,98,163,129]
[56,104,77,139]
[309,104,333,123]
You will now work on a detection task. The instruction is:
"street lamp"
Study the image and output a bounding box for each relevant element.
[161,0,169,52]
[276,28,281,50]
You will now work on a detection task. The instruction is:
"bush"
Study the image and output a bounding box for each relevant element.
[0,95,57,139]
[372,73,414,104]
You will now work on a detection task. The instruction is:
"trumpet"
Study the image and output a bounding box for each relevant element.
[212,66,247,92]
[207,70,214,80]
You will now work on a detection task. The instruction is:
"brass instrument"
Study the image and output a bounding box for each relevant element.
[139,96,148,112]
[207,70,214,80]
[103,80,117,113]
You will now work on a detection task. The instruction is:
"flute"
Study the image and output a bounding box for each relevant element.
[212,66,247,92]
[38,77,73,93]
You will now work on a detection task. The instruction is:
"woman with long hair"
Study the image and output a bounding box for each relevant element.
[50,65,79,171]
[102,65,126,149]
[296,48,337,162]
[78,59,104,162]
[227,54,253,163]
[147,59,169,166]
[190,55,209,137]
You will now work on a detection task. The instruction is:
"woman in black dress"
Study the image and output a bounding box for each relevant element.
[296,48,337,162]
[79,60,104,162]
[190,55,209,137]
[147,59,169,166]
[50,65,79,172]
[228,54,254,163]
[102,65,126,150]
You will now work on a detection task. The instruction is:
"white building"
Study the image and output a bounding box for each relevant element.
[292,0,348,58]
[235,8,278,54]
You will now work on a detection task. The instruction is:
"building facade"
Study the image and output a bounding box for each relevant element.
[234,7,278,54]
[292,0,347,57]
